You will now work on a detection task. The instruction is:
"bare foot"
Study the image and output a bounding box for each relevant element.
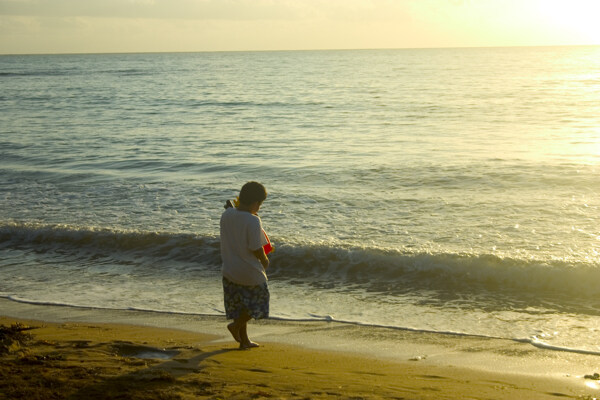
[239,341,260,350]
[227,323,241,343]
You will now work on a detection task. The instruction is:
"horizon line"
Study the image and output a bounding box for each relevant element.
[2,43,598,57]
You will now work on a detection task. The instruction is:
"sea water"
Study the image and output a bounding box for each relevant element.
[1,46,599,355]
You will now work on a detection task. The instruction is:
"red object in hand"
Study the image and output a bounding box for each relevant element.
[262,230,274,255]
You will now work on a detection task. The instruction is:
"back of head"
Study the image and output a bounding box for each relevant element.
[239,181,267,205]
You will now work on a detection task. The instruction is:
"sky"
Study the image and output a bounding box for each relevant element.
[1,0,599,54]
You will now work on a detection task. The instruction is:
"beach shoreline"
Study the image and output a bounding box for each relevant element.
[1,299,598,399]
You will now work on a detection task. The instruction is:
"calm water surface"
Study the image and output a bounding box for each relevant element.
[1,46,599,354]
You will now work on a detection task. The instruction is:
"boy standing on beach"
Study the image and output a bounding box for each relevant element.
[220,182,270,349]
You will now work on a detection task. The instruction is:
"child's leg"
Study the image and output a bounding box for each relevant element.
[237,311,259,349]
[227,311,252,346]
[227,321,241,342]
[227,313,248,342]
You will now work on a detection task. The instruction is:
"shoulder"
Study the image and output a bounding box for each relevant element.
[221,208,261,225]
[220,207,239,224]
[238,212,262,232]
[221,207,233,219]
[242,211,262,226]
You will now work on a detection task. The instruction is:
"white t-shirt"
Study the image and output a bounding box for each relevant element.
[220,207,268,286]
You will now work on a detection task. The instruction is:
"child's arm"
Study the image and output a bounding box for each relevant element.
[252,247,269,270]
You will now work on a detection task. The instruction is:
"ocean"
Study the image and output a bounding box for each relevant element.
[1,46,599,355]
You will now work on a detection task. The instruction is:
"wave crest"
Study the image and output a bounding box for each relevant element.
[0,222,221,265]
[2,222,599,302]
[270,243,600,300]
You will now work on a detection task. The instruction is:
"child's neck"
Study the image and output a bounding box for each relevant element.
[237,202,259,215]
[236,204,252,213]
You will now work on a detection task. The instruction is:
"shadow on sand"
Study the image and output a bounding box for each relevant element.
[69,345,236,399]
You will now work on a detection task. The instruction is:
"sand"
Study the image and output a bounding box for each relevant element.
[1,301,599,399]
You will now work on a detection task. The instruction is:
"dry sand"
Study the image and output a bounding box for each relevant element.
[1,310,599,400]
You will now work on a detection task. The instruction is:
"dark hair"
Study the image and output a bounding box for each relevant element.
[239,181,267,205]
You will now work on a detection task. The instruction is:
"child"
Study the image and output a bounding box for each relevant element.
[220,181,270,349]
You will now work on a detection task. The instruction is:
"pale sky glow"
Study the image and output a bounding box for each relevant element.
[1,0,599,54]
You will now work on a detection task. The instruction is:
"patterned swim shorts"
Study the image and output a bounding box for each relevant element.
[222,277,269,320]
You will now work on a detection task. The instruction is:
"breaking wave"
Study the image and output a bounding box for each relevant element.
[2,222,599,303]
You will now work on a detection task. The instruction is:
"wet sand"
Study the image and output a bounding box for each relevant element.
[1,300,599,399]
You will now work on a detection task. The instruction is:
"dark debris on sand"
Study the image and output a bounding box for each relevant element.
[0,324,224,400]
[0,323,36,355]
